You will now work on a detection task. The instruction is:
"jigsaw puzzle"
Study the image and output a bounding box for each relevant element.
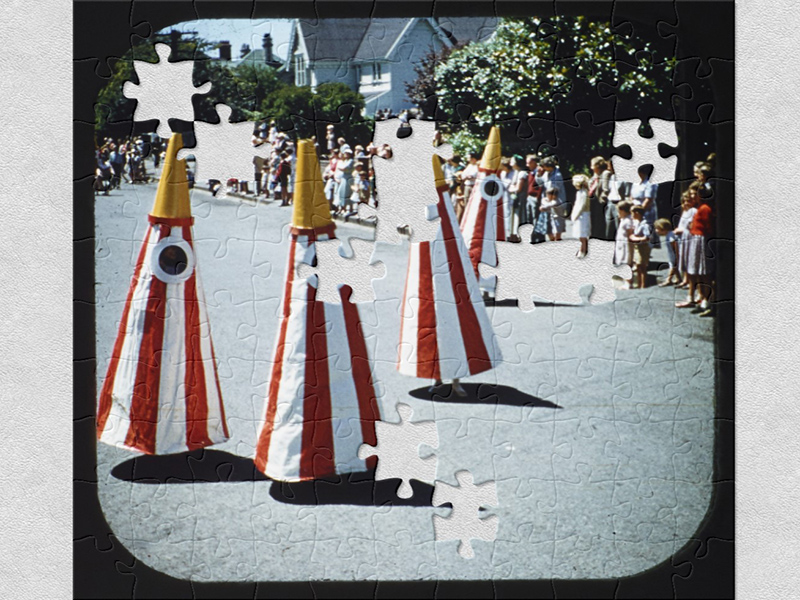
[76,2,734,597]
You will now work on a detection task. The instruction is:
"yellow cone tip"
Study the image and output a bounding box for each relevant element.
[479,126,502,171]
[432,155,447,188]
[292,139,334,231]
[150,133,192,220]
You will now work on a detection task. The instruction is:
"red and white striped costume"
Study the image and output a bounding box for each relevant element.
[97,216,229,454]
[460,166,508,277]
[254,139,381,482]
[398,167,502,381]
[460,127,506,293]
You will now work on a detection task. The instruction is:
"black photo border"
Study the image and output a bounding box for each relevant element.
[74,1,734,597]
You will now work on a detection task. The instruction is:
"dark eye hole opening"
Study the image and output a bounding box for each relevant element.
[483,180,499,196]
[159,245,189,276]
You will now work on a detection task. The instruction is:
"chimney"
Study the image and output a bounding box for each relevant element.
[262,33,273,64]
[240,43,251,58]
[218,41,232,61]
[170,29,181,55]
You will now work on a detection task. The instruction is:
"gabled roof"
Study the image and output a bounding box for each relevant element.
[353,19,411,61]
[290,17,497,65]
[295,19,373,62]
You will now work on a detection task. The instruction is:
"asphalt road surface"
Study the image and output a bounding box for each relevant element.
[94,178,716,581]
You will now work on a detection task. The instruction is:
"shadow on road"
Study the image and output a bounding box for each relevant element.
[270,474,434,507]
[111,449,270,484]
[110,451,435,507]
[409,382,562,409]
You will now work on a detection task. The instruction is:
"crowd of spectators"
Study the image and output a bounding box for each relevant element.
[442,147,717,314]
[94,136,164,195]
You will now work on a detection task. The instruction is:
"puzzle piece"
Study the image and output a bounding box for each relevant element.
[296,237,385,304]
[122,43,211,137]
[358,403,439,498]
[369,119,444,244]
[177,104,271,186]
[611,118,678,184]
[480,231,632,311]
[432,470,498,558]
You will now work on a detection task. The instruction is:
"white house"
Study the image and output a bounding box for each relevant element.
[285,18,496,116]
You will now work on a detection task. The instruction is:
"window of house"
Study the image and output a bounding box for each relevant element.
[372,62,382,81]
[295,55,306,86]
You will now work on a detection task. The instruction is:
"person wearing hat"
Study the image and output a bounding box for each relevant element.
[333,145,354,216]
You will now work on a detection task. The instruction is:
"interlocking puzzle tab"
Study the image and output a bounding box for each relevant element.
[480,232,632,310]
[296,238,385,304]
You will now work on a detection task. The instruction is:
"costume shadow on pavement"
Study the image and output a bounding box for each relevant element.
[110,451,435,507]
[408,383,562,409]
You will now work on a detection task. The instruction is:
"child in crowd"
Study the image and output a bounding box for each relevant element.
[655,218,680,286]
[613,201,634,288]
[629,206,652,289]
[356,166,371,205]
[674,189,698,289]
[570,174,591,257]
[535,184,565,241]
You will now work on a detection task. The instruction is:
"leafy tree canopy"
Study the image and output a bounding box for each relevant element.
[433,17,676,155]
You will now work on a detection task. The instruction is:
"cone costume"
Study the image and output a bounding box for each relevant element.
[254,140,381,482]
[398,155,502,381]
[460,126,506,279]
[97,134,229,454]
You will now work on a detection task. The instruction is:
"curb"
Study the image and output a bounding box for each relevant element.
[177,177,378,229]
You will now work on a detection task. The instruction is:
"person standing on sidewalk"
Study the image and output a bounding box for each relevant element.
[588,156,611,239]
[525,154,545,243]
[604,161,623,240]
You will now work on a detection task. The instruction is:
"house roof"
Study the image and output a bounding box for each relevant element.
[238,48,285,68]
[353,19,410,60]
[292,17,496,63]
[296,18,373,61]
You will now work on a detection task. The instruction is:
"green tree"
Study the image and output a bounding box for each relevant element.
[404,44,464,119]
[258,81,372,144]
[435,17,675,155]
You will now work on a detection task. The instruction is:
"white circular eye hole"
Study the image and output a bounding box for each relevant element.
[480,174,504,202]
[151,236,195,283]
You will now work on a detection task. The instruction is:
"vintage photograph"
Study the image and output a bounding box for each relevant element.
[82,5,733,590]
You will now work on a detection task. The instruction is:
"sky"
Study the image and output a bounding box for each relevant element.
[159,19,294,61]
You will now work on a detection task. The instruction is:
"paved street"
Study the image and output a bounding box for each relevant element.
[95,177,716,581]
